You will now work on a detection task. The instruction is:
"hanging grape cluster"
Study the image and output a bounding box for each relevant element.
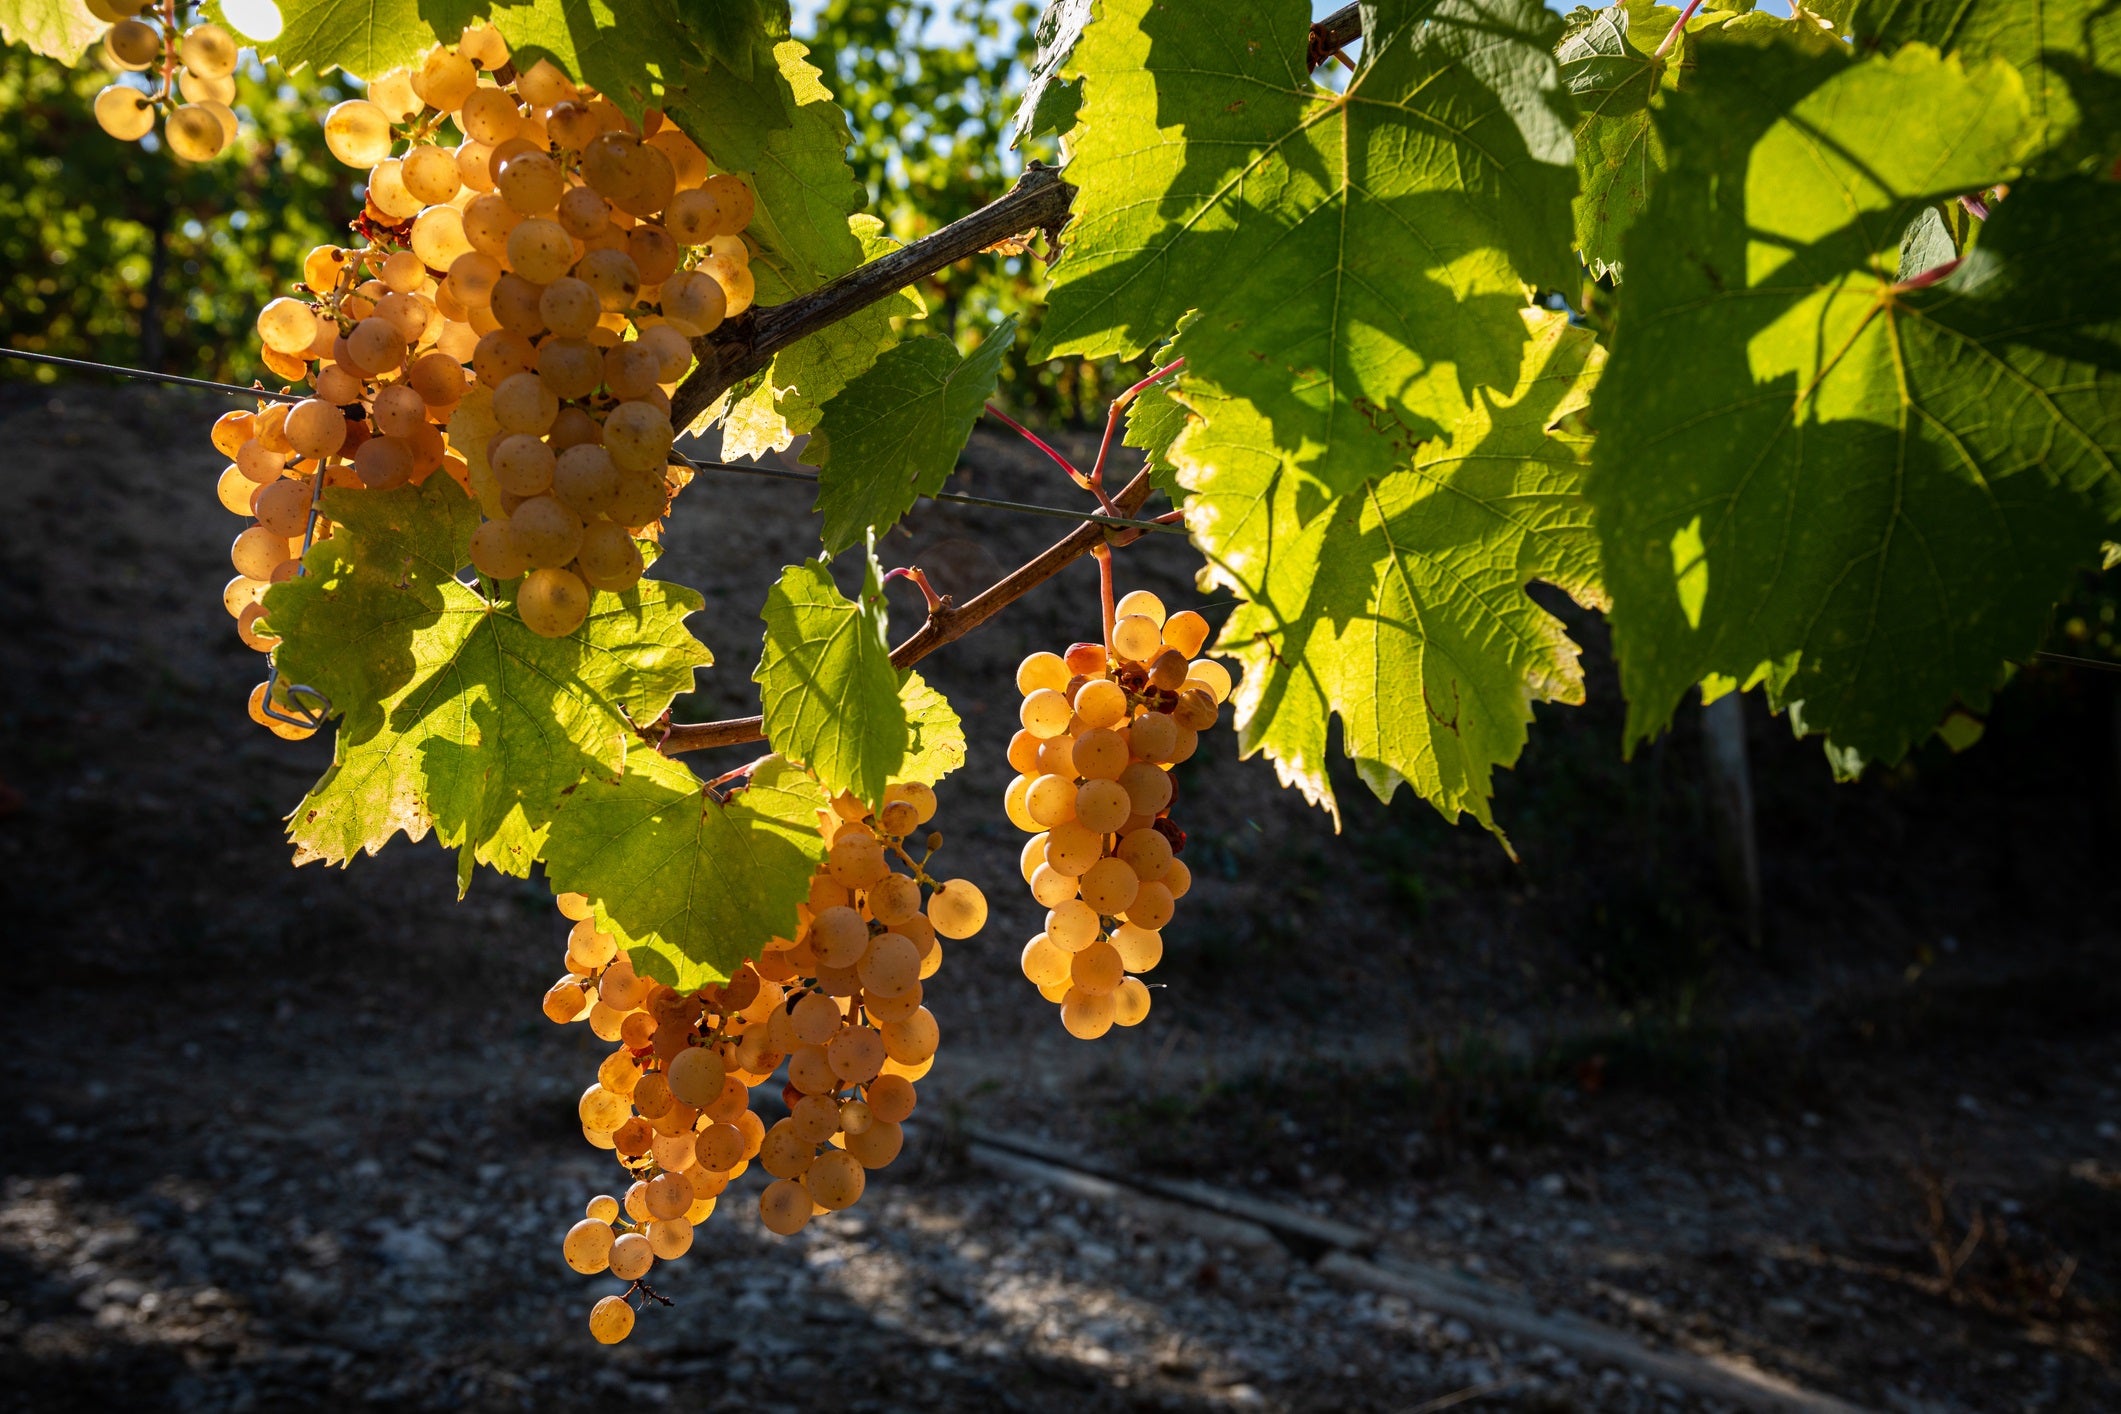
[89,0,242,161]
[541,782,987,1343]
[212,27,757,728]
[1005,590,1231,1038]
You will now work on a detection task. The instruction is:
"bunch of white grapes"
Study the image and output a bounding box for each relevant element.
[541,782,987,1344]
[1005,590,1232,1038]
[89,0,243,161]
[216,27,758,716]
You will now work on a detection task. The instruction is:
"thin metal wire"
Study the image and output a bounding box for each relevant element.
[1,346,304,402]
[3,346,1186,535]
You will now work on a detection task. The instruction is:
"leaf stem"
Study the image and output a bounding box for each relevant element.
[1653,0,1704,59]
[1086,356,1186,496]
[653,468,1162,756]
[1093,541,1117,656]
[882,565,944,611]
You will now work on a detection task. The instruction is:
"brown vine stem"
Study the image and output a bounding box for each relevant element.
[668,164,1077,430]
[654,467,1160,756]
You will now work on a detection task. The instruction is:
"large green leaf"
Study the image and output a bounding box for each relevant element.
[1180,310,1604,832]
[1853,0,2121,166]
[755,550,905,806]
[803,317,1016,555]
[704,43,917,457]
[544,752,829,990]
[264,476,711,880]
[1039,0,1577,493]
[1590,42,2121,769]
[1,0,103,64]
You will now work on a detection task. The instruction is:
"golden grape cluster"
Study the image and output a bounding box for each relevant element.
[1006,591,1232,1037]
[541,782,987,1344]
[89,0,242,161]
[212,27,756,725]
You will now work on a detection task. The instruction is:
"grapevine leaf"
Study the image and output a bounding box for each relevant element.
[755,551,906,806]
[264,475,711,881]
[1124,380,1189,503]
[893,671,966,787]
[1853,0,2121,166]
[1180,310,1604,833]
[705,45,918,458]
[0,0,104,64]
[1590,42,2121,769]
[802,316,1016,555]
[1038,0,1578,493]
[1012,0,1093,145]
[544,752,829,990]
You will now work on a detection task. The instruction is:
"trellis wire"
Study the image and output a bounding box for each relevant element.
[0,346,1186,534]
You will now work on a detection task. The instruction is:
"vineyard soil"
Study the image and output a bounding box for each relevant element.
[2,382,2119,1412]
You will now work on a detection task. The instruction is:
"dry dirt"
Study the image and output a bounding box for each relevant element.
[1,380,2118,1412]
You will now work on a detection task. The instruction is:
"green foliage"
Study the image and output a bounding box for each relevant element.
[803,315,1016,554]
[266,477,712,883]
[709,40,921,456]
[1183,311,1604,833]
[1012,0,1089,144]
[1851,0,2121,166]
[1588,41,2119,769]
[1123,378,1188,502]
[0,0,100,63]
[756,551,907,806]
[0,46,354,382]
[544,752,829,991]
[1040,0,1577,494]
[893,671,965,786]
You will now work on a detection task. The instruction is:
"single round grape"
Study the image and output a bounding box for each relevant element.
[406,352,467,407]
[462,191,521,260]
[254,478,313,538]
[557,184,612,239]
[1074,679,1129,729]
[104,18,160,70]
[231,525,292,579]
[400,143,461,205]
[469,518,530,580]
[512,497,585,569]
[647,1218,693,1260]
[1148,647,1193,692]
[788,1044,839,1095]
[216,466,259,515]
[93,83,155,141]
[827,830,887,889]
[577,1083,629,1131]
[1069,728,1126,782]
[519,565,589,637]
[536,337,604,399]
[1080,856,1140,916]
[805,1150,865,1211]
[660,270,725,337]
[759,1179,813,1235]
[865,1074,917,1125]
[344,317,406,375]
[543,978,588,1022]
[1061,987,1117,1040]
[608,469,670,530]
[1165,857,1193,899]
[608,1231,654,1281]
[662,188,721,245]
[807,905,866,969]
[1073,778,1133,834]
[1044,821,1103,876]
[506,217,574,284]
[489,432,556,496]
[323,99,393,167]
[411,45,478,111]
[1021,935,1072,989]
[1025,774,1077,829]
[1015,651,1070,696]
[588,1294,635,1344]
[1020,688,1073,738]
[1045,899,1100,952]
[665,1045,725,1108]
[1030,863,1078,909]
[459,85,521,145]
[1118,761,1175,816]
[179,21,240,78]
[629,224,681,284]
[604,342,662,401]
[562,1217,614,1273]
[235,437,286,484]
[1113,589,1167,626]
[644,1171,693,1221]
[827,1025,886,1083]
[497,149,565,215]
[843,1117,904,1169]
[1174,686,1220,732]
[697,174,755,235]
[284,398,345,458]
[603,400,674,472]
[473,329,536,388]
[880,1006,938,1064]
[1112,613,1164,665]
[1071,940,1126,997]
[636,322,694,382]
[538,276,601,338]
[255,297,318,356]
[492,370,558,434]
[760,1120,816,1179]
[703,255,755,316]
[1125,880,1176,931]
[552,443,619,518]
[456,24,509,70]
[1113,976,1153,1027]
[365,66,419,120]
[410,203,474,270]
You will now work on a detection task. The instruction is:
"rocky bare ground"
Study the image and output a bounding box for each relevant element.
[1,381,2118,1412]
